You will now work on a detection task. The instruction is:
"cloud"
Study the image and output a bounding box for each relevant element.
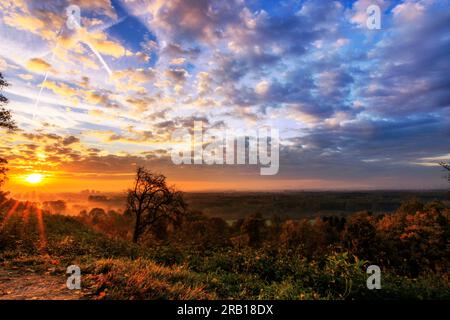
[170,57,186,65]
[165,68,188,84]
[349,0,388,28]
[1,0,116,41]
[26,58,54,73]
[62,135,80,146]
[0,58,7,71]
[84,90,118,108]
[356,0,450,116]
[126,97,155,113]
[1,2,65,40]
[146,0,241,44]
[111,68,155,92]
[18,74,33,81]
[255,80,270,96]
[196,72,211,96]
[162,43,201,58]
[316,69,354,98]
[4,13,46,34]
[57,27,127,60]
[42,80,78,98]
[392,0,425,23]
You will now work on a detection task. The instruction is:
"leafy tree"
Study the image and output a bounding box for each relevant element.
[0,158,7,190]
[241,213,265,247]
[176,214,230,249]
[279,218,327,258]
[377,201,449,276]
[43,200,67,214]
[342,211,378,261]
[268,214,283,241]
[88,208,107,224]
[0,72,16,190]
[396,198,424,216]
[0,73,15,131]
[127,167,186,243]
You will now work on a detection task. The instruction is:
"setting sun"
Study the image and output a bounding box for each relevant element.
[25,173,44,184]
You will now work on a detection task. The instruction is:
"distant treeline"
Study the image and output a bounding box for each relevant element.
[185,191,450,219]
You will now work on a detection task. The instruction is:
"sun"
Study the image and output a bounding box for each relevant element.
[25,173,44,184]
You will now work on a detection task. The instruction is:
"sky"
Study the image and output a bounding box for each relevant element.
[0,0,449,193]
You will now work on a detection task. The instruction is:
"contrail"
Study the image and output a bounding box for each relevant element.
[84,15,127,77]
[84,41,113,76]
[33,8,122,119]
[32,28,63,120]
[71,17,113,76]
[90,15,127,33]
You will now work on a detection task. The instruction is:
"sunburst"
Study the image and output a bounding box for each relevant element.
[25,173,44,184]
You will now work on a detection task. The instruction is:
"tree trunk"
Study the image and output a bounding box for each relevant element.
[132,213,141,243]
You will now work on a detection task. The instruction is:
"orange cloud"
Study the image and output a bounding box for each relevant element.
[26,58,54,74]
[4,13,45,33]
[42,81,78,102]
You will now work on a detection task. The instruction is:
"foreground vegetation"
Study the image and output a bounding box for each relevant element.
[0,192,449,300]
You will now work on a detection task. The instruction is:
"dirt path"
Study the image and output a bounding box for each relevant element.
[0,267,86,300]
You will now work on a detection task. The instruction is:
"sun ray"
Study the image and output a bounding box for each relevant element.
[0,200,20,229]
[0,198,8,207]
[35,206,47,249]
[21,202,31,224]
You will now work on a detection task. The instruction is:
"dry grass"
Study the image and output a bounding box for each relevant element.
[84,258,215,300]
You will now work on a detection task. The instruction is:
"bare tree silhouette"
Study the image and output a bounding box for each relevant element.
[439,162,450,182]
[127,167,186,243]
